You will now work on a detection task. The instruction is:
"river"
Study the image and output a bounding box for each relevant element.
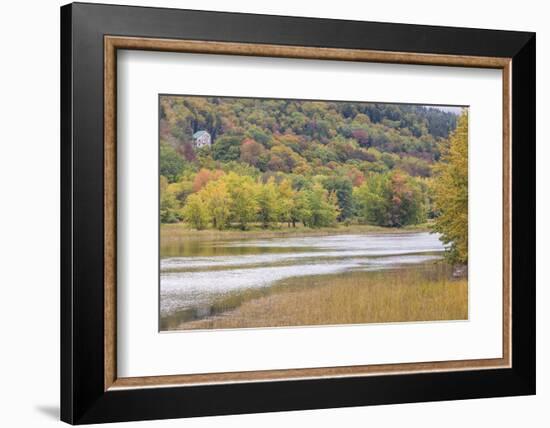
[160,231,445,329]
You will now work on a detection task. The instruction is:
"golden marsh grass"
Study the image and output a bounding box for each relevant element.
[172,264,468,330]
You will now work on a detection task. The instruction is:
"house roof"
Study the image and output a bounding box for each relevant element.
[193,130,210,138]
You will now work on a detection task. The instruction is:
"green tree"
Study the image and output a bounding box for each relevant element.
[257,178,279,228]
[212,135,242,162]
[290,189,310,228]
[182,194,210,230]
[322,176,354,220]
[354,171,425,227]
[160,142,185,182]
[302,183,339,228]
[354,174,389,225]
[432,112,468,263]
[246,125,272,146]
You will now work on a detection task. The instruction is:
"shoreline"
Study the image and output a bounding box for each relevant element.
[161,222,433,242]
[163,264,467,331]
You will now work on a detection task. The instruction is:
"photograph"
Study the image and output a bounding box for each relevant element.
[159,95,469,331]
[54,2,536,424]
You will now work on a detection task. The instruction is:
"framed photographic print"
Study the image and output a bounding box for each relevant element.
[60,2,535,424]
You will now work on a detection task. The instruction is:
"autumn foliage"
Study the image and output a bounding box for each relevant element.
[432,112,469,263]
[160,95,467,258]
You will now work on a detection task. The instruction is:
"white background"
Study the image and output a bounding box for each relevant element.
[0,0,546,427]
[118,51,503,377]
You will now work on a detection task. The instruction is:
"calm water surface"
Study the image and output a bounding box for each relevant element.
[160,232,445,328]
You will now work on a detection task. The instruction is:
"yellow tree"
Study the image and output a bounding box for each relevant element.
[199,180,231,230]
[432,111,468,264]
[257,177,279,228]
[182,194,210,230]
[224,173,258,230]
[277,178,296,227]
[160,175,181,223]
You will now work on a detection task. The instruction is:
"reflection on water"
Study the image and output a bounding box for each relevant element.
[160,232,445,329]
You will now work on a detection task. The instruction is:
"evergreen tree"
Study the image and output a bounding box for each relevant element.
[323,176,354,220]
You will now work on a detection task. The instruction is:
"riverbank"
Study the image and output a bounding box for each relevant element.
[161,221,433,243]
[165,264,467,331]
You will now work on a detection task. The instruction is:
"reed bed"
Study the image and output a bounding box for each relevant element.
[173,264,467,330]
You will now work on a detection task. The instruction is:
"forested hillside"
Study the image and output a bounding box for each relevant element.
[159,95,462,234]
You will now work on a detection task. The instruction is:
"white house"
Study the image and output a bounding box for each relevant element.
[192,130,212,148]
